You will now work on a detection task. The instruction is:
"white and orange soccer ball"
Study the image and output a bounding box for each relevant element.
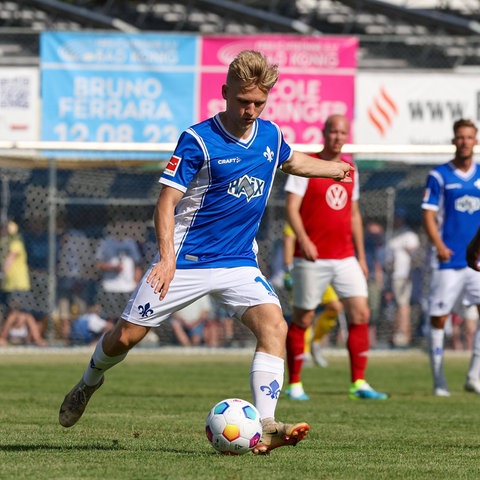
[205,398,262,455]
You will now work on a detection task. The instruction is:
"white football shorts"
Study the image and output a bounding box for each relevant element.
[428,267,480,317]
[121,265,281,327]
[292,256,368,310]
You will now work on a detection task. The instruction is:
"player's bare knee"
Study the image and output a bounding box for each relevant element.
[349,312,369,325]
[292,309,315,329]
[270,315,288,338]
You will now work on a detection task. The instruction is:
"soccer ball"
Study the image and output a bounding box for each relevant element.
[205,398,262,455]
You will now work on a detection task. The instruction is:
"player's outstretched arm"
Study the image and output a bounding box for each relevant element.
[466,226,480,271]
[281,151,353,182]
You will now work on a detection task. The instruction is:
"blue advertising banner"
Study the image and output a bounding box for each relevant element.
[41,32,198,158]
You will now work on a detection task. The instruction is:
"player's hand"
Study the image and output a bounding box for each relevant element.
[436,243,453,263]
[335,161,354,183]
[358,257,369,278]
[146,256,176,300]
[299,237,318,262]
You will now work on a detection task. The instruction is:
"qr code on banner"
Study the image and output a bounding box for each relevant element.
[0,77,30,109]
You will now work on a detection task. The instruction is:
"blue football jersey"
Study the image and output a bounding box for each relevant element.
[422,160,480,269]
[159,114,292,269]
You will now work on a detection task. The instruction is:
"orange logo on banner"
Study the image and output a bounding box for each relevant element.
[367,87,398,137]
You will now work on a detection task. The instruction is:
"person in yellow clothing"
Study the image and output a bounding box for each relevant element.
[283,223,344,368]
[1,220,31,295]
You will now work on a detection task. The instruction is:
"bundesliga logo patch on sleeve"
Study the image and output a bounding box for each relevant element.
[164,155,181,176]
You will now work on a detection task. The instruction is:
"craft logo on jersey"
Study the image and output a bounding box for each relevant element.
[455,195,480,214]
[164,155,181,176]
[218,156,241,165]
[228,175,265,202]
[326,184,348,210]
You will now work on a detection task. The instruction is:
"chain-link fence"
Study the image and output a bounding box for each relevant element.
[0,153,445,349]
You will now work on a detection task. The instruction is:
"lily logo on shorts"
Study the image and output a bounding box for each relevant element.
[138,302,154,318]
[260,379,281,399]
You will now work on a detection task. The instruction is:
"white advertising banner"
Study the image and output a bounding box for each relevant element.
[355,72,480,145]
[0,67,39,141]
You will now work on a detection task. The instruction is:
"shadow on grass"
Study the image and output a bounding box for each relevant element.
[0,442,206,455]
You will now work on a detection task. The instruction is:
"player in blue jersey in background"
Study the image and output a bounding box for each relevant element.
[422,118,480,397]
[58,50,353,454]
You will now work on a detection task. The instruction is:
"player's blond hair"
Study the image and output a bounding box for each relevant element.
[226,50,279,93]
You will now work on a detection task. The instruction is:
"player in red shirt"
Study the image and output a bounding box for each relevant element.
[284,114,388,400]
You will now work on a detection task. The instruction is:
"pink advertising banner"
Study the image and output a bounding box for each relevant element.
[199,35,357,144]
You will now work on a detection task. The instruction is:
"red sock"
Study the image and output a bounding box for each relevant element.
[286,322,306,384]
[347,323,369,382]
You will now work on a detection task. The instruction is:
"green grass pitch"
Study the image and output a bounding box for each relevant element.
[1,348,479,480]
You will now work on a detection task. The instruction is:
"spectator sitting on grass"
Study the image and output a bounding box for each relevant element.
[0,306,47,347]
[69,305,113,346]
